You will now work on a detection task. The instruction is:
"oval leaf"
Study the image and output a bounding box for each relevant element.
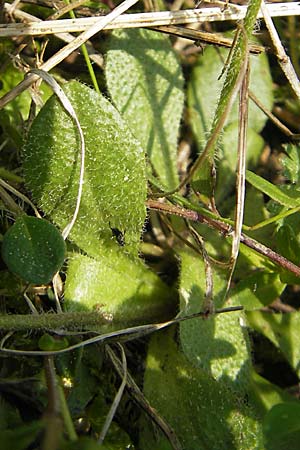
[106,28,184,190]
[23,81,147,257]
[64,252,174,322]
[141,328,263,450]
[188,44,273,147]
[178,248,252,392]
[2,216,66,284]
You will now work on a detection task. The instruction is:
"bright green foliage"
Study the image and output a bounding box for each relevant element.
[141,327,263,450]
[23,80,147,256]
[246,170,300,208]
[2,421,44,450]
[188,46,272,138]
[1,215,66,284]
[188,43,273,200]
[38,333,69,351]
[276,225,300,283]
[247,311,300,377]
[281,143,300,184]
[276,144,300,243]
[0,64,51,125]
[229,271,285,310]
[178,248,252,392]
[263,402,300,450]
[64,252,174,318]
[0,64,33,122]
[106,28,184,190]
[2,2,298,448]
[251,371,296,416]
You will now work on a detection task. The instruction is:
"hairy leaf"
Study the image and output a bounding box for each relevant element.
[188,37,273,199]
[64,252,174,321]
[178,248,252,392]
[106,28,184,189]
[23,80,147,257]
[140,327,263,450]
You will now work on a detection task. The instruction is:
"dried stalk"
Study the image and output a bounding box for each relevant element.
[147,199,300,278]
[260,1,300,101]
[0,0,140,108]
[1,2,300,38]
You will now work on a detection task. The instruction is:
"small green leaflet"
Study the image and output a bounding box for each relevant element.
[2,215,66,284]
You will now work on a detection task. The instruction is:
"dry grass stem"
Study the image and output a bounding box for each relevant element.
[0,0,139,108]
[260,1,300,101]
[1,2,300,38]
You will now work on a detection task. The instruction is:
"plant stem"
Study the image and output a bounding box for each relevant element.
[0,301,175,330]
[58,383,78,441]
[43,356,63,450]
[66,1,100,94]
[147,199,300,278]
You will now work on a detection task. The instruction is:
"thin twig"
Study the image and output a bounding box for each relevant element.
[187,223,214,313]
[0,0,140,109]
[0,306,244,356]
[249,90,299,139]
[146,199,300,278]
[226,44,250,294]
[107,345,182,450]
[152,25,265,54]
[0,177,41,217]
[43,356,63,450]
[98,344,127,444]
[260,0,300,101]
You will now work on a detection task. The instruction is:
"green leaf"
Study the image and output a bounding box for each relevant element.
[251,371,297,417]
[106,28,184,190]
[38,333,69,351]
[64,252,174,321]
[276,225,300,283]
[178,248,252,392]
[1,216,66,284]
[23,80,147,257]
[188,45,273,141]
[216,125,264,203]
[280,143,300,184]
[0,64,51,124]
[246,170,300,208]
[229,271,286,310]
[140,327,263,450]
[2,421,44,450]
[187,36,273,198]
[247,310,300,377]
[263,402,300,450]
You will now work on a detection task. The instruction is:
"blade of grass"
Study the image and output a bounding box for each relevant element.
[246,170,300,208]
[65,0,100,94]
